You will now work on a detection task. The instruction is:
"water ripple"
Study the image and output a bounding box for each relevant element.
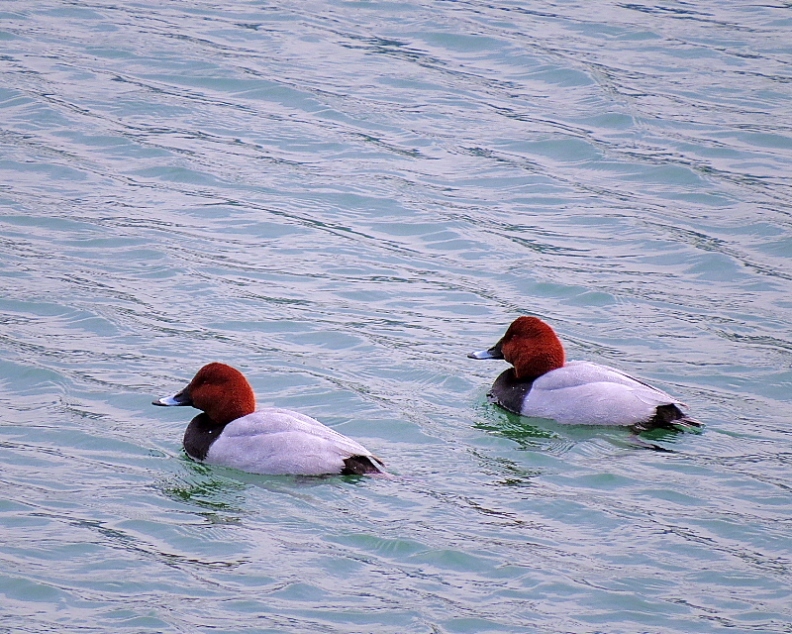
[1,0,791,632]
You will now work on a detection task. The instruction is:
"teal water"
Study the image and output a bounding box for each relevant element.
[1,1,791,632]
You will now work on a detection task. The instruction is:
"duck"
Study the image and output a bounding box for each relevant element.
[468,316,701,431]
[152,362,386,476]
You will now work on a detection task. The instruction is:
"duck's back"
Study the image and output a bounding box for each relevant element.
[494,361,683,426]
[204,408,383,475]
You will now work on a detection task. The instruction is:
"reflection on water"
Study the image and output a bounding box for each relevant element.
[474,399,703,460]
[474,403,559,444]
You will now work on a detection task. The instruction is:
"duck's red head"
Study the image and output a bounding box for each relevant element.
[469,316,566,379]
[163,362,257,426]
[500,317,566,378]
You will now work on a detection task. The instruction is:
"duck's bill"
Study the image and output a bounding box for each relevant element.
[152,389,192,407]
[467,346,503,360]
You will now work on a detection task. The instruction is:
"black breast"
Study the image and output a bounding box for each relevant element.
[182,413,225,461]
[488,368,535,415]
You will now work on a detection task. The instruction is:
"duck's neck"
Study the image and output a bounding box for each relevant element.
[512,352,564,379]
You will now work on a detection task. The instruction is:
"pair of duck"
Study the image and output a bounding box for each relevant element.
[153,316,701,476]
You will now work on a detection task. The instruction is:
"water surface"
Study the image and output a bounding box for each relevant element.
[1,1,791,632]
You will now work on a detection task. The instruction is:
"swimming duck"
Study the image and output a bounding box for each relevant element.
[153,362,386,476]
[469,316,701,430]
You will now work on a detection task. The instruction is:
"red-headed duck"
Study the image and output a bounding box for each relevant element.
[469,316,701,430]
[153,363,386,476]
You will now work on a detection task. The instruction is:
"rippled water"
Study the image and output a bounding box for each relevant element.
[1,1,791,632]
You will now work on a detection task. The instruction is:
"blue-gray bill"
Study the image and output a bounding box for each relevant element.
[152,391,192,407]
[468,347,502,360]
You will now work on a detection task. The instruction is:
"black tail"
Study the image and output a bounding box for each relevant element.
[341,455,386,476]
[637,404,703,432]
[674,415,703,429]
